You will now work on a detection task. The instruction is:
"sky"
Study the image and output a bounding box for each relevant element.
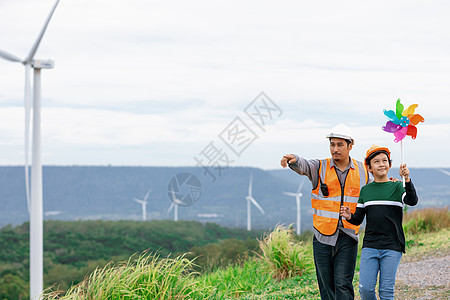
[1,0,449,170]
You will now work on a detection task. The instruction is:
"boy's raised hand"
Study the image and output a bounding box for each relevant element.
[399,164,410,182]
[340,206,351,220]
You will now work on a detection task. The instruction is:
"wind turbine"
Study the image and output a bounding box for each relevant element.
[133,188,151,221]
[283,178,307,234]
[0,1,60,299]
[245,174,265,231]
[167,183,186,221]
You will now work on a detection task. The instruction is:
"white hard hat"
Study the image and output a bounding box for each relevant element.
[326,123,354,144]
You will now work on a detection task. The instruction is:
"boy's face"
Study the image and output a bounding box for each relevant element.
[368,152,391,177]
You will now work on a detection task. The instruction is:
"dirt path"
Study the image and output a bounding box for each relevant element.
[395,255,450,299]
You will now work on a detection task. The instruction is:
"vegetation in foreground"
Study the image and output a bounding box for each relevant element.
[1,207,448,299]
[0,220,264,299]
[42,224,314,299]
[43,207,449,299]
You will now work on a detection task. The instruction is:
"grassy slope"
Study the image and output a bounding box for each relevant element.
[44,222,449,299]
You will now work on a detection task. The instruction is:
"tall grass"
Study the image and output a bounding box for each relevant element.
[403,207,450,235]
[258,225,313,280]
[43,252,203,300]
[198,258,272,299]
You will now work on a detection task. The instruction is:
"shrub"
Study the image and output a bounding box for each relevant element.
[403,207,450,235]
[258,225,312,280]
[0,274,28,300]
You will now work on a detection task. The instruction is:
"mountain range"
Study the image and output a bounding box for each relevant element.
[0,166,448,230]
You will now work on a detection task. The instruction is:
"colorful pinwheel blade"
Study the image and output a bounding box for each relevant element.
[382,121,402,133]
[394,127,408,143]
[396,99,404,119]
[408,114,425,125]
[402,104,418,117]
[384,109,402,124]
[406,124,417,139]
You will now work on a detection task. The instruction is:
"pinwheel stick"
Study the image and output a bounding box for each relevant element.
[401,140,405,187]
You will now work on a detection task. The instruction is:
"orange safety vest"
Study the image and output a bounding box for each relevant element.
[311,158,368,236]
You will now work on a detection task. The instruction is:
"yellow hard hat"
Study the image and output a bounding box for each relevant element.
[365,145,391,165]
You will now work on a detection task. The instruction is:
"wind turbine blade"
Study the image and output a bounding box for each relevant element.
[248,174,253,197]
[297,178,307,194]
[249,196,265,214]
[283,192,298,197]
[174,199,187,206]
[167,203,174,214]
[0,49,23,62]
[437,168,450,177]
[170,183,177,202]
[133,198,145,204]
[26,0,60,62]
[24,64,32,214]
[143,188,152,202]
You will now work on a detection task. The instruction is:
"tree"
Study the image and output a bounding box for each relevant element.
[0,274,28,300]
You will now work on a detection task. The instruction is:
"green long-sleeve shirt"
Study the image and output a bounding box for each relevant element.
[348,180,418,253]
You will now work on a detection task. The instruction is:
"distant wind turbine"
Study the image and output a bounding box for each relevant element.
[0,1,60,299]
[283,178,307,234]
[168,183,187,221]
[133,188,151,221]
[245,174,265,231]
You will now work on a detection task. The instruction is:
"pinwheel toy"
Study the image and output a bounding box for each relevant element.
[382,98,425,185]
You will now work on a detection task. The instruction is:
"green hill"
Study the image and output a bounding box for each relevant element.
[0,220,264,299]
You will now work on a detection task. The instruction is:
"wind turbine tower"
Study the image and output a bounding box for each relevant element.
[245,174,265,231]
[0,1,60,299]
[168,202,179,221]
[283,178,306,234]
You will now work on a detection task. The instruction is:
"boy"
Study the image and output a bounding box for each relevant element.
[340,145,418,300]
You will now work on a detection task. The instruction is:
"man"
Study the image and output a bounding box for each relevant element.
[280,123,369,300]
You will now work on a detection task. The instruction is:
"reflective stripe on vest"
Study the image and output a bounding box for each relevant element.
[312,208,340,219]
[311,158,368,236]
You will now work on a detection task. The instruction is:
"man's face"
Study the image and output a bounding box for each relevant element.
[329,138,352,162]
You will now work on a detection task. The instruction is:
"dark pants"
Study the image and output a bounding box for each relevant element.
[313,234,358,300]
